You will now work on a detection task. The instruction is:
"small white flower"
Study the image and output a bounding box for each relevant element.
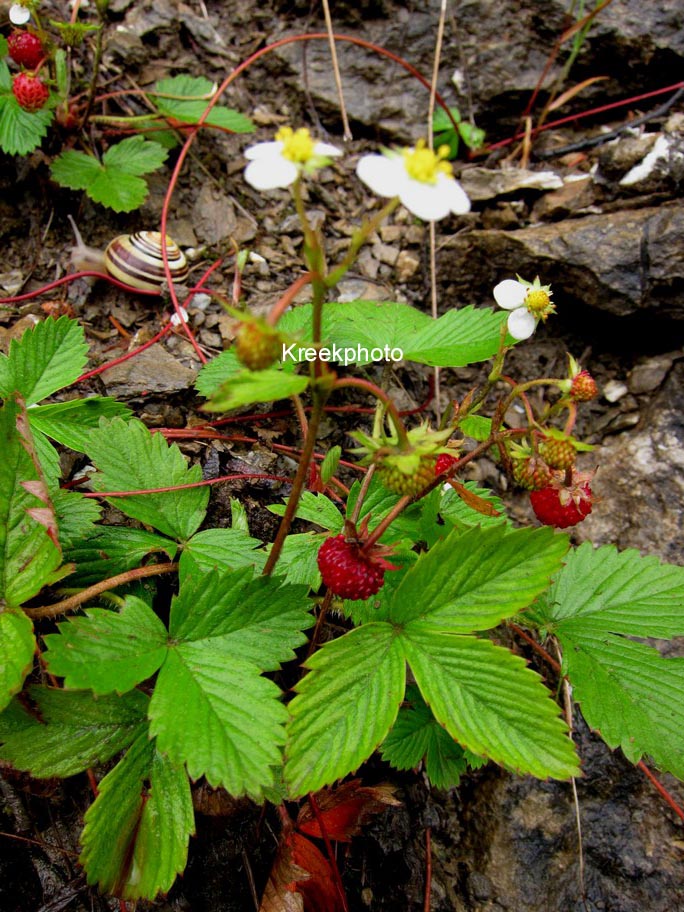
[9,3,31,24]
[244,126,341,191]
[356,139,470,221]
[493,277,554,341]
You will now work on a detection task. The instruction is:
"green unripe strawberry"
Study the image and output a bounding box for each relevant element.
[377,455,436,497]
[538,436,576,471]
[512,455,553,491]
[235,321,281,371]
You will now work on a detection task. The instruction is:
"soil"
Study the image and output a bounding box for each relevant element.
[1,1,684,911]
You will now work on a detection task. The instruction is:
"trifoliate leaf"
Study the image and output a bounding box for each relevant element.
[268,491,344,533]
[63,526,178,586]
[0,608,34,713]
[400,626,579,779]
[51,137,168,212]
[81,732,194,901]
[534,542,684,778]
[285,623,406,797]
[179,527,266,582]
[29,397,131,451]
[0,397,63,607]
[0,687,148,777]
[153,75,254,133]
[0,315,88,405]
[389,525,568,632]
[44,596,168,694]
[380,685,470,789]
[86,417,209,541]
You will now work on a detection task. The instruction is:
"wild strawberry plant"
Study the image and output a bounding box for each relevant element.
[1,31,683,912]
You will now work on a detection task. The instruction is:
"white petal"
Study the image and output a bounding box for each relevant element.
[9,3,31,23]
[356,155,405,198]
[244,157,298,190]
[493,279,527,310]
[437,174,471,215]
[507,308,537,340]
[399,179,452,221]
[313,141,342,157]
[244,141,283,161]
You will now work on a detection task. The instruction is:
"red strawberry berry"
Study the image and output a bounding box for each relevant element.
[235,321,281,371]
[530,478,593,528]
[570,370,598,402]
[8,31,44,69]
[538,436,576,471]
[317,534,387,600]
[377,455,436,497]
[12,72,49,112]
[435,453,459,475]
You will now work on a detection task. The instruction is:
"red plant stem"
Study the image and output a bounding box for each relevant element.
[334,376,408,446]
[74,322,175,384]
[507,623,562,674]
[484,80,684,154]
[636,762,684,822]
[78,472,294,499]
[307,793,349,912]
[423,826,432,912]
[266,272,313,326]
[25,563,178,620]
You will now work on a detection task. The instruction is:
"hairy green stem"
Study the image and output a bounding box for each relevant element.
[326,197,400,288]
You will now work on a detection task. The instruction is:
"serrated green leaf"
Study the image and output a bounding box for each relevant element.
[153,75,254,133]
[534,543,684,778]
[0,687,148,777]
[266,532,323,588]
[81,732,194,901]
[0,37,8,58]
[389,525,568,632]
[170,569,312,670]
[51,137,168,212]
[0,397,62,607]
[44,596,168,694]
[204,368,309,411]
[149,645,287,798]
[179,527,265,582]
[0,85,53,155]
[0,315,88,405]
[32,426,62,490]
[536,542,684,639]
[86,417,208,541]
[268,491,344,532]
[400,626,579,779]
[459,415,492,441]
[194,349,242,398]
[0,608,35,712]
[557,632,684,777]
[52,489,102,549]
[64,526,177,586]
[29,397,131,451]
[230,497,250,534]
[381,685,469,789]
[405,307,508,366]
[285,623,405,796]
[439,482,508,530]
[320,446,341,484]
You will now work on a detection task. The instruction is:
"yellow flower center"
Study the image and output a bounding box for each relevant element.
[525,289,554,317]
[276,126,315,164]
[402,140,453,184]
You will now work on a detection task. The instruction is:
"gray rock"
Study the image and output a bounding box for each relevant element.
[103,345,198,397]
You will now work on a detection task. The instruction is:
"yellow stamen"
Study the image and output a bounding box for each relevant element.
[525,289,555,318]
[402,139,454,184]
[276,126,315,164]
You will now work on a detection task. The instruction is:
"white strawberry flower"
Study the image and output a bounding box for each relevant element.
[356,139,470,221]
[244,126,341,191]
[493,276,555,340]
[9,3,31,24]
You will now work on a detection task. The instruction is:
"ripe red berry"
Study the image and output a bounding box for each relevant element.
[8,31,45,69]
[530,479,593,528]
[570,370,598,402]
[317,534,387,600]
[377,456,436,497]
[12,72,49,112]
[435,453,459,475]
[235,321,280,371]
[538,436,576,471]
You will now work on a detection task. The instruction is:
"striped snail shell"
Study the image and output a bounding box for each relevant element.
[104,232,189,292]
